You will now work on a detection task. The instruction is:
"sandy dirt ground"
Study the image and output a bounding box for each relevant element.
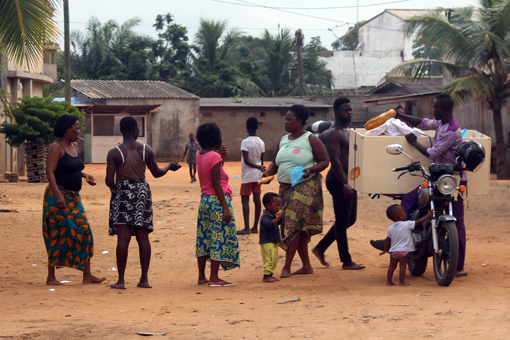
[0,162,509,340]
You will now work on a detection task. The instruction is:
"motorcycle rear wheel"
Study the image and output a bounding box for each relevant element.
[408,256,428,276]
[433,221,459,286]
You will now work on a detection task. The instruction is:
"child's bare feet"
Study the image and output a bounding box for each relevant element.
[263,276,280,283]
[398,282,410,286]
[82,275,106,284]
[46,278,62,285]
[197,279,209,285]
[386,281,395,286]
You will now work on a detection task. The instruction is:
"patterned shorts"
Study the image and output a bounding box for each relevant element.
[109,179,153,236]
[240,182,262,196]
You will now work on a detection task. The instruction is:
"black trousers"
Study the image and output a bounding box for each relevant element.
[315,177,357,263]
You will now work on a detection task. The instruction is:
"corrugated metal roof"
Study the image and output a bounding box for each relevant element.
[366,77,443,95]
[70,80,199,100]
[200,97,331,108]
[360,9,429,29]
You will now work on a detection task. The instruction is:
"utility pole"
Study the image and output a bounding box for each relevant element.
[64,0,71,102]
[295,29,305,85]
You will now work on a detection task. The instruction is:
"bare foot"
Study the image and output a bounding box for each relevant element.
[82,275,106,284]
[197,279,209,285]
[399,282,410,286]
[342,261,365,270]
[250,228,258,234]
[280,268,292,278]
[312,247,330,267]
[291,267,313,275]
[386,282,395,286]
[46,278,62,285]
[137,282,152,288]
[263,276,280,283]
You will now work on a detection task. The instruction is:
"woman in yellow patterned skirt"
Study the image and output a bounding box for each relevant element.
[264,105,329,278]
[43,115,106,285]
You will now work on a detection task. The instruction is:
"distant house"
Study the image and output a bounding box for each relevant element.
[359,9,427,61]
[0,45,59,176]
[363,77,442,117]
[323,9,427,90]
[199,98,333,161]
[70,80,199,163]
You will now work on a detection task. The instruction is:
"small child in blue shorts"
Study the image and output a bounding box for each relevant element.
[379,204,433,286]
[259,192,283,283]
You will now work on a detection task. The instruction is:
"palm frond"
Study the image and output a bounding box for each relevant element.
[383,59,468,82]
[404,11,477,68]
[441,75,494,104]
[0,0,60,68]
[0,88,16,121]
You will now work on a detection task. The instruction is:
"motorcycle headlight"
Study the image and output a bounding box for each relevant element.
[437,175,456,195]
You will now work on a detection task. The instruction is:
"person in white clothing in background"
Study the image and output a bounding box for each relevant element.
[379,205,433,286]
[237,117,266,235]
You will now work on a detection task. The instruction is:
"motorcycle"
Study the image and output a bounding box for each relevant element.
[382,144,467,286]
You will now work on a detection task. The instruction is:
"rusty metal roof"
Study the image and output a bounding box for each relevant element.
[70,80,198,100]
[366,77,443,96]
[200,97,331,108]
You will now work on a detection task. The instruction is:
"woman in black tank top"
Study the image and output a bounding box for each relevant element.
[43,115,106,286]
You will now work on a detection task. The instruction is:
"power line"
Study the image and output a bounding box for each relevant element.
[230,0,411,10]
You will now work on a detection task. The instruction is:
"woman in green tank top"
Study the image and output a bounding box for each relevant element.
[264,105,329,278]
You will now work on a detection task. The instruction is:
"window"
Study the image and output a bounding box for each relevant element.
[93,115,145,137]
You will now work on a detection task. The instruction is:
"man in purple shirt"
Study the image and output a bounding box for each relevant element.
[371,94,468,278]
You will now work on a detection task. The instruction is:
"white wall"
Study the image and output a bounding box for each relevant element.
[359,12,415,61]
[324,50,403,89]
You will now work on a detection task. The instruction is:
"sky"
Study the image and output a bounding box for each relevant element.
[56,0,477,50]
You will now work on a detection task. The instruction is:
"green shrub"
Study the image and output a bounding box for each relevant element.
[0,96,85,147]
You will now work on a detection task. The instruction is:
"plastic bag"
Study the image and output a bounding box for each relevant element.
[290,166,305,187]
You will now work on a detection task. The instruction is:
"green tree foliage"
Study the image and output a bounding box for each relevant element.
[0,0,60,111]
[150,13,191,81]
[0,96,84,147]
[411,36,442,76]
[384,0,510,179]
[70,16,154,80]
[331,21,367,51]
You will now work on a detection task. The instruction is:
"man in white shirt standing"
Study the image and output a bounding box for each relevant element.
[237,117,266,235]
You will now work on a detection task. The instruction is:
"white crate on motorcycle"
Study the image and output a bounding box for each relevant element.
[347,129,491,195]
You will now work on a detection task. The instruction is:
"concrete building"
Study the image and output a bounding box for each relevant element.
[0,45,58,176]
[70,80,199,163]
[199,98,333,161]
[324,9,426,90]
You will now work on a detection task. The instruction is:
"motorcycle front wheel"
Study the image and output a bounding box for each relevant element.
[433,221,459,286]
[408,255,427,276]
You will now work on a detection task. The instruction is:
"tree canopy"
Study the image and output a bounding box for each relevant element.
[61,15,334,98]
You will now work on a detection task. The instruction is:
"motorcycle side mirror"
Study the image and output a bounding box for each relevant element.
[386,144,402,155]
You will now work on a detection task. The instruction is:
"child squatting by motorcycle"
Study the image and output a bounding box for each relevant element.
[379,205,434,286]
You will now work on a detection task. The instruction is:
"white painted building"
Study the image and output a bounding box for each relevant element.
[323,9,426,90]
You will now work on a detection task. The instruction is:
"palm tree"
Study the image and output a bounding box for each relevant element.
[0,0,60,110]
[384,0,510,179]
[257,29,294,97]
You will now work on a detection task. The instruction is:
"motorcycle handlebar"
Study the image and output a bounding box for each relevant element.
[393,165,410,172]
[393,162,422,173]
